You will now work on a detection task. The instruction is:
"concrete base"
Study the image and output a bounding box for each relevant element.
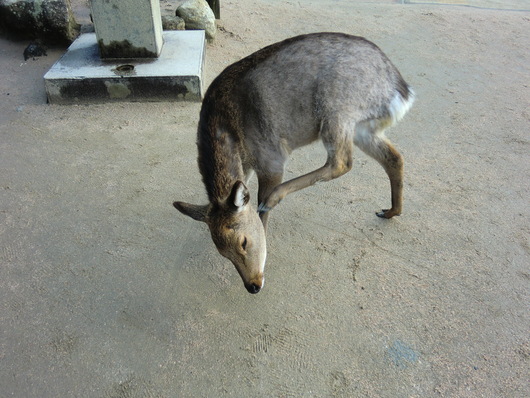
[44,31,205,104]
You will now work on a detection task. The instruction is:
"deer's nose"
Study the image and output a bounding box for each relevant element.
[246,283,261,294]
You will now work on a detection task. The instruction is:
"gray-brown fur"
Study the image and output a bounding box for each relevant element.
[174,32,415,293]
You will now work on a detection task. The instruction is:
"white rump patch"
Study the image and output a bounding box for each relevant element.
[388,88,415,124]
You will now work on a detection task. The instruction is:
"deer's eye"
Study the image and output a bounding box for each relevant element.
[241,237,248,251]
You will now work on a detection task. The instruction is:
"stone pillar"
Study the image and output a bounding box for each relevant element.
[90,0,163,58]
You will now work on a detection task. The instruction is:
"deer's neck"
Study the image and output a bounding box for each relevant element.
[197,69,250,203]
[198,119,245,204]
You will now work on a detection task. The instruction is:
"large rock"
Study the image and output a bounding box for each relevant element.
[176,0,216,41]
[162,15,185,31]
[0,0,79,44]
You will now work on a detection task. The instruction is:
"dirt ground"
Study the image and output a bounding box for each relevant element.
[1,1,529,397]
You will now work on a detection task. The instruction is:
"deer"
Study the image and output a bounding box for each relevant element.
[173,32,415,294]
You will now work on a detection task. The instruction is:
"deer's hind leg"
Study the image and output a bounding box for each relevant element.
[257,172,284,231]
[258,118,354,214]
[354,119,404,219]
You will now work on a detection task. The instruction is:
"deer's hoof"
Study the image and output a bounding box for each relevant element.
[257,203,271,215]
[376,209,400,218]
[259,192,283,214]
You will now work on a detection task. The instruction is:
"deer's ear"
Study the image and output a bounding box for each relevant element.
[228,181,250,211]
[173,202,208,222]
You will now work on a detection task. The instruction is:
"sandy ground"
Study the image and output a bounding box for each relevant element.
[1,1,529,397]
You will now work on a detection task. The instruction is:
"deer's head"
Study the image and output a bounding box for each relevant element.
[174,181,266,294]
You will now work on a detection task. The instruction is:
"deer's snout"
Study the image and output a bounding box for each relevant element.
[246,283,261,294]
[245,276,264,294]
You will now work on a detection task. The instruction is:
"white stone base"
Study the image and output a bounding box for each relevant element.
[44,31,205,104]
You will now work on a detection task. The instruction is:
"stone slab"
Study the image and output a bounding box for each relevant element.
[44,30,205,104]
